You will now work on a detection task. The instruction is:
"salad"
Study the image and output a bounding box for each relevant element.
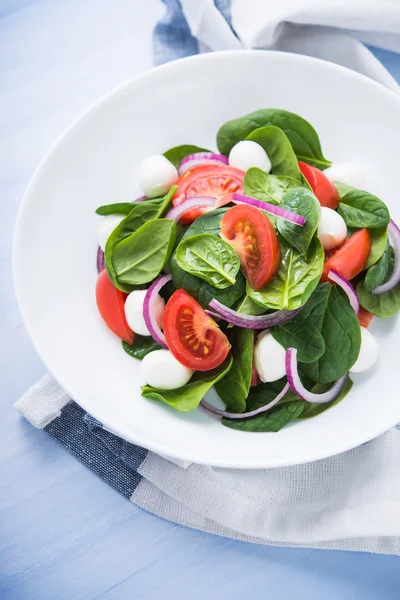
[95,108,400,433]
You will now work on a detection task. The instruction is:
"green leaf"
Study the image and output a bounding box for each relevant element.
[214,328,253,413]
[216,108,330,169]
[141,355,233,412]
[105,187,176,291]
[271,316,325,364]
[170,209,245,308]
[175,233,240,289]
[122,337,161,360]
[337,190,390,229]
[277,188,321,257]
[222,400,304,432]
[245,378,298,411]
[112,219,176,286]
[96,202,138,216]
[334,182,355,199]
[234,294,267,316]
[357,279,400,318]
[245,126,302,180]
[300,283,361,383]
[299,377,353,419]
[365,226,388,269]
[243,168,303,205]
[247,235,324,310]
[163,144,210,168]
[364,240,391,292]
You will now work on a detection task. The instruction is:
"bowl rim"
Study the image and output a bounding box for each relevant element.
[13,50,400,468]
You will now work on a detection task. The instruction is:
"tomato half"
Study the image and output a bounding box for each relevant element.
[162,290,230,371]
[358,307,374,328]
[322,228,372,282]
[220,204,280,291]
[96,270,134,344]
[172,165,244,224]
[299,161,339,209]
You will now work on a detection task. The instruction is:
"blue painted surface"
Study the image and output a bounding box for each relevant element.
[1,2,400,598]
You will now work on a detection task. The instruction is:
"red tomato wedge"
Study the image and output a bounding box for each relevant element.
[358,307,374,328]
[172,165,244,224]
[299,161,339,209]
[96,270,134,344]
[162,290,230,371]
[321,228,372,282]
[220,204,280,291]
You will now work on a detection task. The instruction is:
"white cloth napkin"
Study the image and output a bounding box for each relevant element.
[16,0,400,555]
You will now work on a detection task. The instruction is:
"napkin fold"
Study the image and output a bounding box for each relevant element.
[16,0,400,555]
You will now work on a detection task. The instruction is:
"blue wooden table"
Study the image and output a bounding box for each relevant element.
[1,2,400,598]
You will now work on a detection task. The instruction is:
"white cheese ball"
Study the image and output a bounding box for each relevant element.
[124,289,165,336]
[98,214,125,251]
[323,162,368,190]
[254,331,286,383]
[228,140,271,173]
[141,349,194,390]
[137,154,178,198]
[317,207,347,251]
[350,327,379,373]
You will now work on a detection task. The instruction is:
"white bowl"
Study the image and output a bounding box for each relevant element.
[14,51,400,468]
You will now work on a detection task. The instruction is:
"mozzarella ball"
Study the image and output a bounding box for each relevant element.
[98,214,125,251]
[254,331,286,383]
[141,349,194,389]
[124,289,165,336]
[323,162,368,190]
[350,327,379,373]
[228,140,271,173]
[137,154,178,198]
[317,207,347,251]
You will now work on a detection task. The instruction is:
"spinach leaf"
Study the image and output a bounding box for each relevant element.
[234,294,267,316]
[244,168,303,205]
[216,108,330,169]
[175,233,240,289]
[365,226,388,269]
[164,144,210,168]
[364,240,391,291]
[96,202,136,216]
[299,377,353,419]
[214,328,253,413]
[105,187,176,291]
[277,188,320,257]
[357,279,400,318]
[271,315,325,364]
[247,235,324,310]
[334,182,355,199]
[142,355,232,412]
[337,190,390,229]
[112,219,176,286]
[245,377,298,411]
[222,400,304,432]
[122,337,161,360]
[300,283,361,383]
[245,126,302,181]
[170,209,245,308]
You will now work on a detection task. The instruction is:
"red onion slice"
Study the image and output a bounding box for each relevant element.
[372,219,400,294]
[178,152,228,175]
[97,247,105,273]
[206,299,303,329]
[328,269,359,313]
[286,348,348,404]
[143,274,172,348]
[232,193,306,226]
[165,196,216,221]
[200,382,290,419]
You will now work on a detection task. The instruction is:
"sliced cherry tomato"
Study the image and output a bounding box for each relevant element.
[299,161,339,209]
[96,270,134,344]
[172,165,244,224]
[162,290,230,371]
[322,228,372,282]
[220,204,280,291]
[358,307,374,328]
